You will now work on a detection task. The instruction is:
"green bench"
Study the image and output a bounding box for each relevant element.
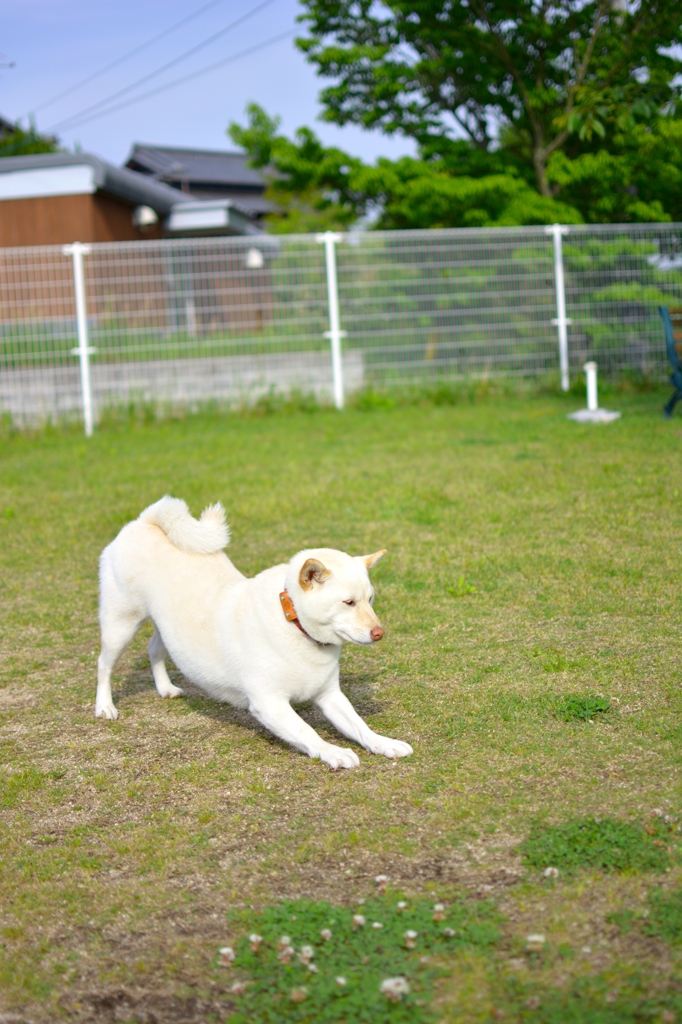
[659,306,682,417]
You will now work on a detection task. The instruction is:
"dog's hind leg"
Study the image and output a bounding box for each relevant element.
[96,606,146,720]
[149,625,184,699]
[96,553,147,720]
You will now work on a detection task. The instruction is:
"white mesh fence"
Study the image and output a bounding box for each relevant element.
[1,222,681,429]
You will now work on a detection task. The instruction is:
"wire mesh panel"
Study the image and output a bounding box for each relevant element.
[1,222,681,429]
[82,235,345,415]
[0,244,81,427]
[559,223,682,380]
[335,227,559,387]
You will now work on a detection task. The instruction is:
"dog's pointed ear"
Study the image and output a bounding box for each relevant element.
[363,549,387,570]
[299,557,331,590]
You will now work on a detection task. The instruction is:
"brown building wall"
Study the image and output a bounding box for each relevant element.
[0,192,163,248]
[91,193,163,244]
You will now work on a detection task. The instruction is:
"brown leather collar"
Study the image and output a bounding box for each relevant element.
[279,589,329,645]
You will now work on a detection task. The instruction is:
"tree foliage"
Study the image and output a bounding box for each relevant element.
[297,0,682,198]
[229,102,584,231]
[0,121,60,158]
[228,2,682,232]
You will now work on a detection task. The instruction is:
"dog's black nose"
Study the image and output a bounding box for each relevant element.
[370,626,384,642]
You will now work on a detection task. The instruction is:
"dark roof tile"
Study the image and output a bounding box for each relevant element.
[126,144,265,189]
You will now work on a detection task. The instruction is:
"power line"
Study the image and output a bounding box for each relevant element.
[47,28,296,134]
[47,0,280,134]
[23,0,233,117]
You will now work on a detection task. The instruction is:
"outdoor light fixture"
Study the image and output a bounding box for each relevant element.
[132,205,159,229]
[245,247,264,270]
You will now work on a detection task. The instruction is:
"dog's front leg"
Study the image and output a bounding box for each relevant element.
[248,698,360,769]
[316,687,413,760]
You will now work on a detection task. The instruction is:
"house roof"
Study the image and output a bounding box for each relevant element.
[0,151,195,214]
[126,143,265,190]
[0,150,264,237]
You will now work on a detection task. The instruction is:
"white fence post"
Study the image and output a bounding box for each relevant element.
[545,223,571,392]
[317,231,346,410]
[63,241,95,436]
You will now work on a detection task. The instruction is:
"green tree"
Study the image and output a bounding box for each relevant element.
[297,0,682,198]
[229,103,368,232]
[0,120,59,158]
[228,103,583,231]
[547,116,682,222]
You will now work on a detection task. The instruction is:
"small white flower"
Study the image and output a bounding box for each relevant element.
[404,929,418,949]
[352,914,366,930]
[276,935,291,951]
[298,945,315,965]
[433,902,446,921]
[443,927,456,937]
[375,873,389,891]
[526,934,546,953]
[357,897,365,905]
[372,921,383,930]
[336,976,347,987]
[249,933,263,951]
[308,963,319,973]
[277,945,295,964]
[380,976,410,1003]
[218,946,236,966]
[230,980,247,995]
[290,987,308,1003]
[396,901,408,911]
[543,866,560,878]
[320,928,333,941]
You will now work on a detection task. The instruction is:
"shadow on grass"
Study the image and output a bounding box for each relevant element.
[115,655,385,752]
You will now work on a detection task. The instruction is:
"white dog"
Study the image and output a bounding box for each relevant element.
[95,496,413,769]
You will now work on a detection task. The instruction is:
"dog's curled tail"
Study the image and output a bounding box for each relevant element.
[139,496,230,554]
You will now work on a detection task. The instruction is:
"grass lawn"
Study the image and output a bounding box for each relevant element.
[1,390,681,1023]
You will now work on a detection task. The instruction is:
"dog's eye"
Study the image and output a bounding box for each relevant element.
[344,599,356,606]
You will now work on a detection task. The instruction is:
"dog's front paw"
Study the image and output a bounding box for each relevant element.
[371,736,413,759]
[319,745,360,770]
[95,702,119,721]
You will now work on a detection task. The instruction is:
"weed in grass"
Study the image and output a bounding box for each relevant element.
[447,577,477,598]
[606,907,640,934]
[644,888,682,944]
[1,767,46,807]
[520,816,673,875]
[553,695,612,722]
[609,887,682,946]
[350,389,398,411]
[531,645,567,673]
[222,894,501,1023]
[494,974,682,1024]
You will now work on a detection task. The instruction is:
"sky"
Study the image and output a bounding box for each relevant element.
[2,0,416,167]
